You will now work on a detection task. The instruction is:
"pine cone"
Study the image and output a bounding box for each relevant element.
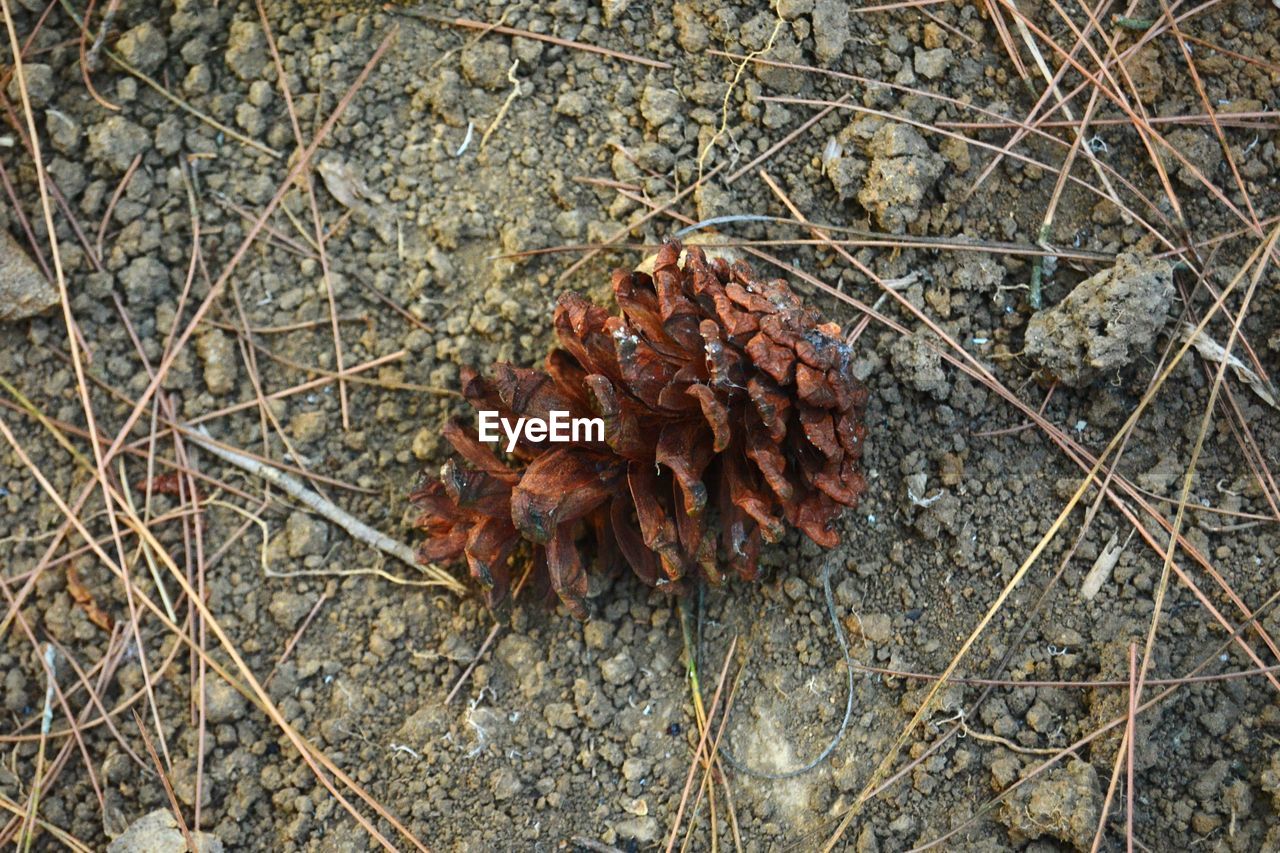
[411,240,869,617]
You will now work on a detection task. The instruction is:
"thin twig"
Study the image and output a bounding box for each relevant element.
[185,426,463,594]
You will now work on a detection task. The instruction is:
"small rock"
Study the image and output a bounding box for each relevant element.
[938,135,970,172]
[858,124,944,232]
[544,701,576,729]
[290,410,328,444]
[194,328,237,395]
[285,510,328,558]
[496,633,537,672]
[812,0,850,63]
[118,256,168,306]
[600,652,636,685]
[88,116,149,172]
[891,330,949,400]
[0,231,58,322]
[2,667,30,712]
[267,591,314,629]
[107,809,223,853]
[913,47,953,80]
[1161,128,1223,189]
[1025,700,1055,734]
[640,85,682,128]
[5,63,54,107]
[490,767,522,800]
[621,757,650,781]
[614,815,660,844]
[204,679,246,724]
[183,64,212,96]
[776,0,814,16]
[554,90,590,118]
[235,103,264,136]
[411,427,439,460]
[861,613,892,644]
[602,0,633,26]
[115,22,167,74]
[634,141,675,173]
[1024,253,1175,386]
[225,20,267,81]
[248,80,273,108]
[1121,43,1162,104]
[46,109,80,154]
[583,620,614,650]
[990,755,1021,788]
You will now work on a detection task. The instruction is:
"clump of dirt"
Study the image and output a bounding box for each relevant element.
[1024,252,1176,386]
[996,759,1101,850]
[858,123,946,233]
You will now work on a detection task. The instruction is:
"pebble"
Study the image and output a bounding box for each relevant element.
[290,410,328,444]
[861,612,892,644]
[0,231,58,323]
[411,427,439,460]
[87,116,149,172]
[1024,253,1175,386]
[107,809,223,853]
[613,816,659,844]
[583,620,614,650]
[1025,700,1055,734]
[46,109,80,154]
[599,652,636,685]
[602,0,633,27]
[5,63,53,107]
[490,767,522,801]
[119,256,169,305]
[858,124,945,232]
[812,0,850,64]
[496,633,537,672]
[640,84,682,128]
[268,591,314,630]
[554,91,590,118]
[115,22,168,74]
[621,757,649,781]
[183,64,212,96]
[285,510,328,558]
[194,328,237,395]
[204,678,247,724]
[543,701,577,729]
[225,20,267,82]
[913,47,953,80]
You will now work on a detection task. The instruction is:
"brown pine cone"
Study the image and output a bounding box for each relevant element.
[411,240,869,617]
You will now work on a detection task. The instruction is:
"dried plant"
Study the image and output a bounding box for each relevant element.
[412,241,869,617]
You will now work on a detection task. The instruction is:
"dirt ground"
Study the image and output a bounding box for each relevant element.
[2,0,1280,850]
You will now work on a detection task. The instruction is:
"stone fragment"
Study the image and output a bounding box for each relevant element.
[115,22,167,74]
[88,116,149,172]
[107,810,223,853]
[857,124,944,232]
[0,231,57,322]
[1024,253,1175,386]
[194,328,237,395]
[812,0,850,64]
